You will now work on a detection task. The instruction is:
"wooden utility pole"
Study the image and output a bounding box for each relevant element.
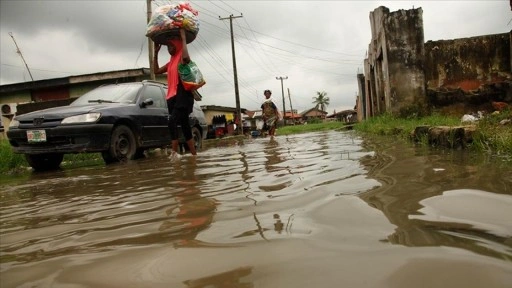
[287,88,295,125]
[219,14,243,135]
[276,76,288,126]
[147,0,155,80]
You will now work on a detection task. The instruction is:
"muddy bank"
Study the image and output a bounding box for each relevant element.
[411,125,477,149]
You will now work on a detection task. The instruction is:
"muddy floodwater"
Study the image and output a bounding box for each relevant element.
[1,130,511,287]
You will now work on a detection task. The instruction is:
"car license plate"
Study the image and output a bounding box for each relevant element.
[27,130,47,143]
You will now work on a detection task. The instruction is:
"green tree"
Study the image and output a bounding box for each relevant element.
[312,91,330,112]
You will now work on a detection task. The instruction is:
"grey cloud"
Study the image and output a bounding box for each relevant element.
[1,1,509,112]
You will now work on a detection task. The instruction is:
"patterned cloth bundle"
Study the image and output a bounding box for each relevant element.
[146,2,199,44]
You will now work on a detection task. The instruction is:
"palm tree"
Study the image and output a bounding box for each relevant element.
[312,91,330,112]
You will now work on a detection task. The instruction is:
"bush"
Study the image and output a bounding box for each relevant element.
[0,140,27,173]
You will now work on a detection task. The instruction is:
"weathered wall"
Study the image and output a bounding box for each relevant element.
[366,6,389,117]
[356,73,366,121]
[0,90,30,105]
[384,8,427,117]
[70,82,108,98]
[424,32,512,113]
[359,6,511,119]
[362,6,427,118]
[424,33,510,90]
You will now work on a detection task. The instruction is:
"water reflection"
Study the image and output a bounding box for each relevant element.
[263,138,283,173]
[273,213,284,234]
[233,213,270,241]
[183,266,253,288]
[260,138,289,192]
[159,157,218,248]
[359,135,512,260]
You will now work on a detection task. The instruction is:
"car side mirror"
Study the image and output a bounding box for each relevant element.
[140,98,154,108]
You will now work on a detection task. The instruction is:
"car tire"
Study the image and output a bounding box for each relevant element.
[25,153,64,171]
[192,127,202,151]
[103,125,137,164]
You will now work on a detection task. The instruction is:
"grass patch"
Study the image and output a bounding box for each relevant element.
[0,139,104,175]
[278,121,346,135]
[61,153,104,169]
[353,112,461,137]
[353,111,512,155]
[470,110,512,155]
[0,140,27,174]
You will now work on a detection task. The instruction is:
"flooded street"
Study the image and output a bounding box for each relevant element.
[1,130,511,288]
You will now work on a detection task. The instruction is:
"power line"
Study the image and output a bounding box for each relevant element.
[237,25,363,57]
[207,0,232,14]
[239,18,280,75]
[189,1,362,87]
[233,34,362,64]
[191,37,263,107]
[219,0,242,14]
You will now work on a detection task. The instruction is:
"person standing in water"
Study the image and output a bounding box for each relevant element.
[154,29,196,158]
[261,89,280,138]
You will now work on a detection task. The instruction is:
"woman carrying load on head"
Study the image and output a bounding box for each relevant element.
[154,28,196,158]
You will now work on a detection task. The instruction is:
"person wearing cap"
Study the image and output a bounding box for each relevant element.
[260,89,280,138]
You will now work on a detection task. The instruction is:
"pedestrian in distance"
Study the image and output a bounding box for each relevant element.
[261,89,280,138]
[154,28,197,159]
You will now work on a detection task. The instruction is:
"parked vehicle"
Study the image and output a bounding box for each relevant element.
[7,80,207,171]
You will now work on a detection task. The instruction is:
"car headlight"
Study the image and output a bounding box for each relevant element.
[9,118,19,128]
[61,113,101,124]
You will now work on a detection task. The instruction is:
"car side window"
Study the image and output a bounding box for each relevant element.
[141,85,166,109]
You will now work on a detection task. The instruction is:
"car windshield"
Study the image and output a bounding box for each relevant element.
[71,84,142,106]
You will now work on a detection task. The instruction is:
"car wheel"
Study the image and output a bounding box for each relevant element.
[25,153,64,171]
[192,127,202,151]
[103,125,137,164]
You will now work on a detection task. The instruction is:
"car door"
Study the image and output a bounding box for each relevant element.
[137,84,171,147]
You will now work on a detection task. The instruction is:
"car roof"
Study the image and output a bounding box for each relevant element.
[98,81,167,89]
[142,80,167,88]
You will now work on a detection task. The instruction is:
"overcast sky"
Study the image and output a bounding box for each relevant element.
[1,1,510,113]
